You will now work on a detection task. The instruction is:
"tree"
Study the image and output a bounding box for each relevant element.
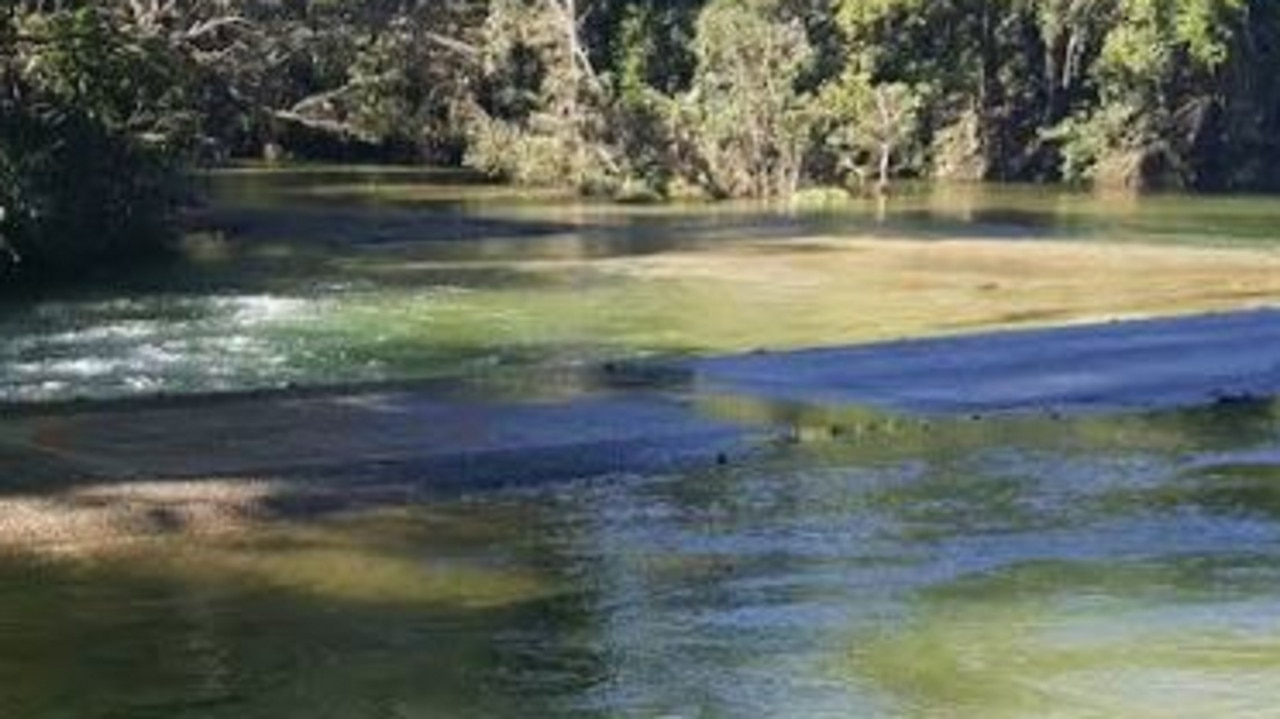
[820,71,923,192]
[264,1,482,161]
[1048,0,1247,188]
[463,0,623,191]
[2,4,182,285]
[10,0,1280,220]
[677,0,817,198]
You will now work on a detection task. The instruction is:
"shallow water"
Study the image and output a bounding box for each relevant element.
[4,403,1280,717]
[3,171,1280,404]
[3,170,1280,717]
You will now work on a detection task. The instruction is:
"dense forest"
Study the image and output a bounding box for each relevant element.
[3,0,1280,278]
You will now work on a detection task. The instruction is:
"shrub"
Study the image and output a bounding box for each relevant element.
[0,100,181,284]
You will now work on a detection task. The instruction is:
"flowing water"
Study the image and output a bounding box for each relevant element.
[4,171,1280,405]
[5,405,1280,718]
[2,170,1280,717]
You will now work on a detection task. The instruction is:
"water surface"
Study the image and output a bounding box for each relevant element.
[4,402,1280,716]
[3,171,1279,404]
[3,170,1280,717]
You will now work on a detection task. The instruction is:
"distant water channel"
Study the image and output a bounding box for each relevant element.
[2,169,1280,717]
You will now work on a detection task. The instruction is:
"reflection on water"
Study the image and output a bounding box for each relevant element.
[2,402,1280,716]
[4,169,1280,716]
[4,171,1280,404]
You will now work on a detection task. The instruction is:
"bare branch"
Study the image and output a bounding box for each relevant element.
[272,110,368,140]
[182,16,250,42]
[423,30,478,58]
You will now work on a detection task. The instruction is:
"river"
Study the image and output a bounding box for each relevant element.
[1,169,1279,717]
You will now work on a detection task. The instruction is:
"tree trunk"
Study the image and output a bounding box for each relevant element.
[874,86,894,195]
[877,141,891,195]
[977,0,1002,180]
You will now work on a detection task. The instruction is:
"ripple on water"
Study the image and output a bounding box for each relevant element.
[0,295,312,402]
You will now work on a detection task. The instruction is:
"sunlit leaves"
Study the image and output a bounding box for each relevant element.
[833,0,926,31]
[683,0,816,197]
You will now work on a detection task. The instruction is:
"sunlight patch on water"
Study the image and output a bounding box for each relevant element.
[6,231,1280,404]
[8,173,1280,715]
[851,596,1280,718]
[0,482,557,610]
[1,399,1280,716]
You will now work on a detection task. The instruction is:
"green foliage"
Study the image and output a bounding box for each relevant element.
[930,109,987,181]
[462,0,618,191]
[345,23,419,143]
[1044,103,1144,185]
[9,0,1280,232]
[1,6,184,286]
[819,70,925,190]
[606,7,680,197]
[1053,0,1249,188]
[22,8,205,155]
[0,100,180,282]
[834,0,925,33]
[677,0,817,198]
[1096,0,1243,90]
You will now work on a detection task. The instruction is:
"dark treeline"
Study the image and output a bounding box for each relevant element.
[3,0,1279,278]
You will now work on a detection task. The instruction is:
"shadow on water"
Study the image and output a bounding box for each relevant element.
[7,169,1280,405]
[5,169,1280,715]
[0,503,615,719]
[0,390,1279,715]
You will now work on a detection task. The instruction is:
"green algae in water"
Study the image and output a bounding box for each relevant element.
[4,170,1280,716]
[7,170,1280,404]
[0,505,579,718]
[848,560,1280,718]
[3,403,1280,715]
